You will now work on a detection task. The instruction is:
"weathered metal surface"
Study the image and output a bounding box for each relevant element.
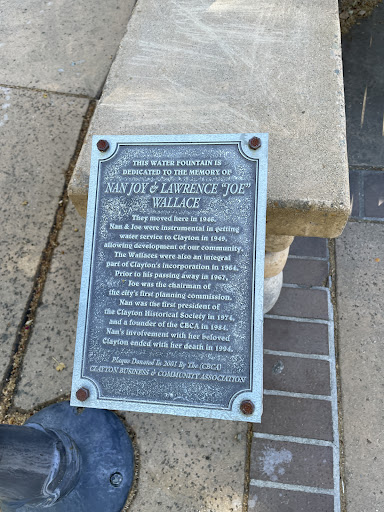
[71,133,268,422]
[0,402,134,512]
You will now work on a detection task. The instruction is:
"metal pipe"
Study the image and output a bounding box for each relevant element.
[0,402,134,511]
[0,423,80,509]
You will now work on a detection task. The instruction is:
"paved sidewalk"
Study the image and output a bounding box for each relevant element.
[0,1,382,511]
[0,0,136,410]
[338,3,384,510]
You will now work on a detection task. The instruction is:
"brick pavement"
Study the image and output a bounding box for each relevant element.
[248,237,341,511]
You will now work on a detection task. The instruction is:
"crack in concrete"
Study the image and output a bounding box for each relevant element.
[0,82,94,100]
[349,217,384,224]
[349,164,384,171]
[242,423,254,512]
[328,238,347,512]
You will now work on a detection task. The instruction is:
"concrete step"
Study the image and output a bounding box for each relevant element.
[68,0,350,239]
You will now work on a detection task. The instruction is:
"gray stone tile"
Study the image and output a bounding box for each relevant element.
[343,1,384,167]
[269,288,330,320]
[264,355,331,396]
[0,88,88,385]
[284,259,329,287]
[0,0,136,97]
[264,319,329,356]
[14,203,86,408]
[336,222,384,511]
[122,412,247,512]
[254,395,333,441]
[250,438,333,489]
[349,169,361,218]
[363,171,384,218]
[248,486,335,511]
[289,237,328,258]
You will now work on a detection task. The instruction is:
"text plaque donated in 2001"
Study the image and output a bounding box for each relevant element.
[71,134,268,422]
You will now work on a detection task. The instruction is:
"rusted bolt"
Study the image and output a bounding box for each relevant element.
[248,136,261,150]
[97,139,110,152]
[240,400,255,416]
[76,387,90,402]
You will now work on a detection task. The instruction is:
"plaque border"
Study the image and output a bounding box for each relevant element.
[71,133,268,422]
